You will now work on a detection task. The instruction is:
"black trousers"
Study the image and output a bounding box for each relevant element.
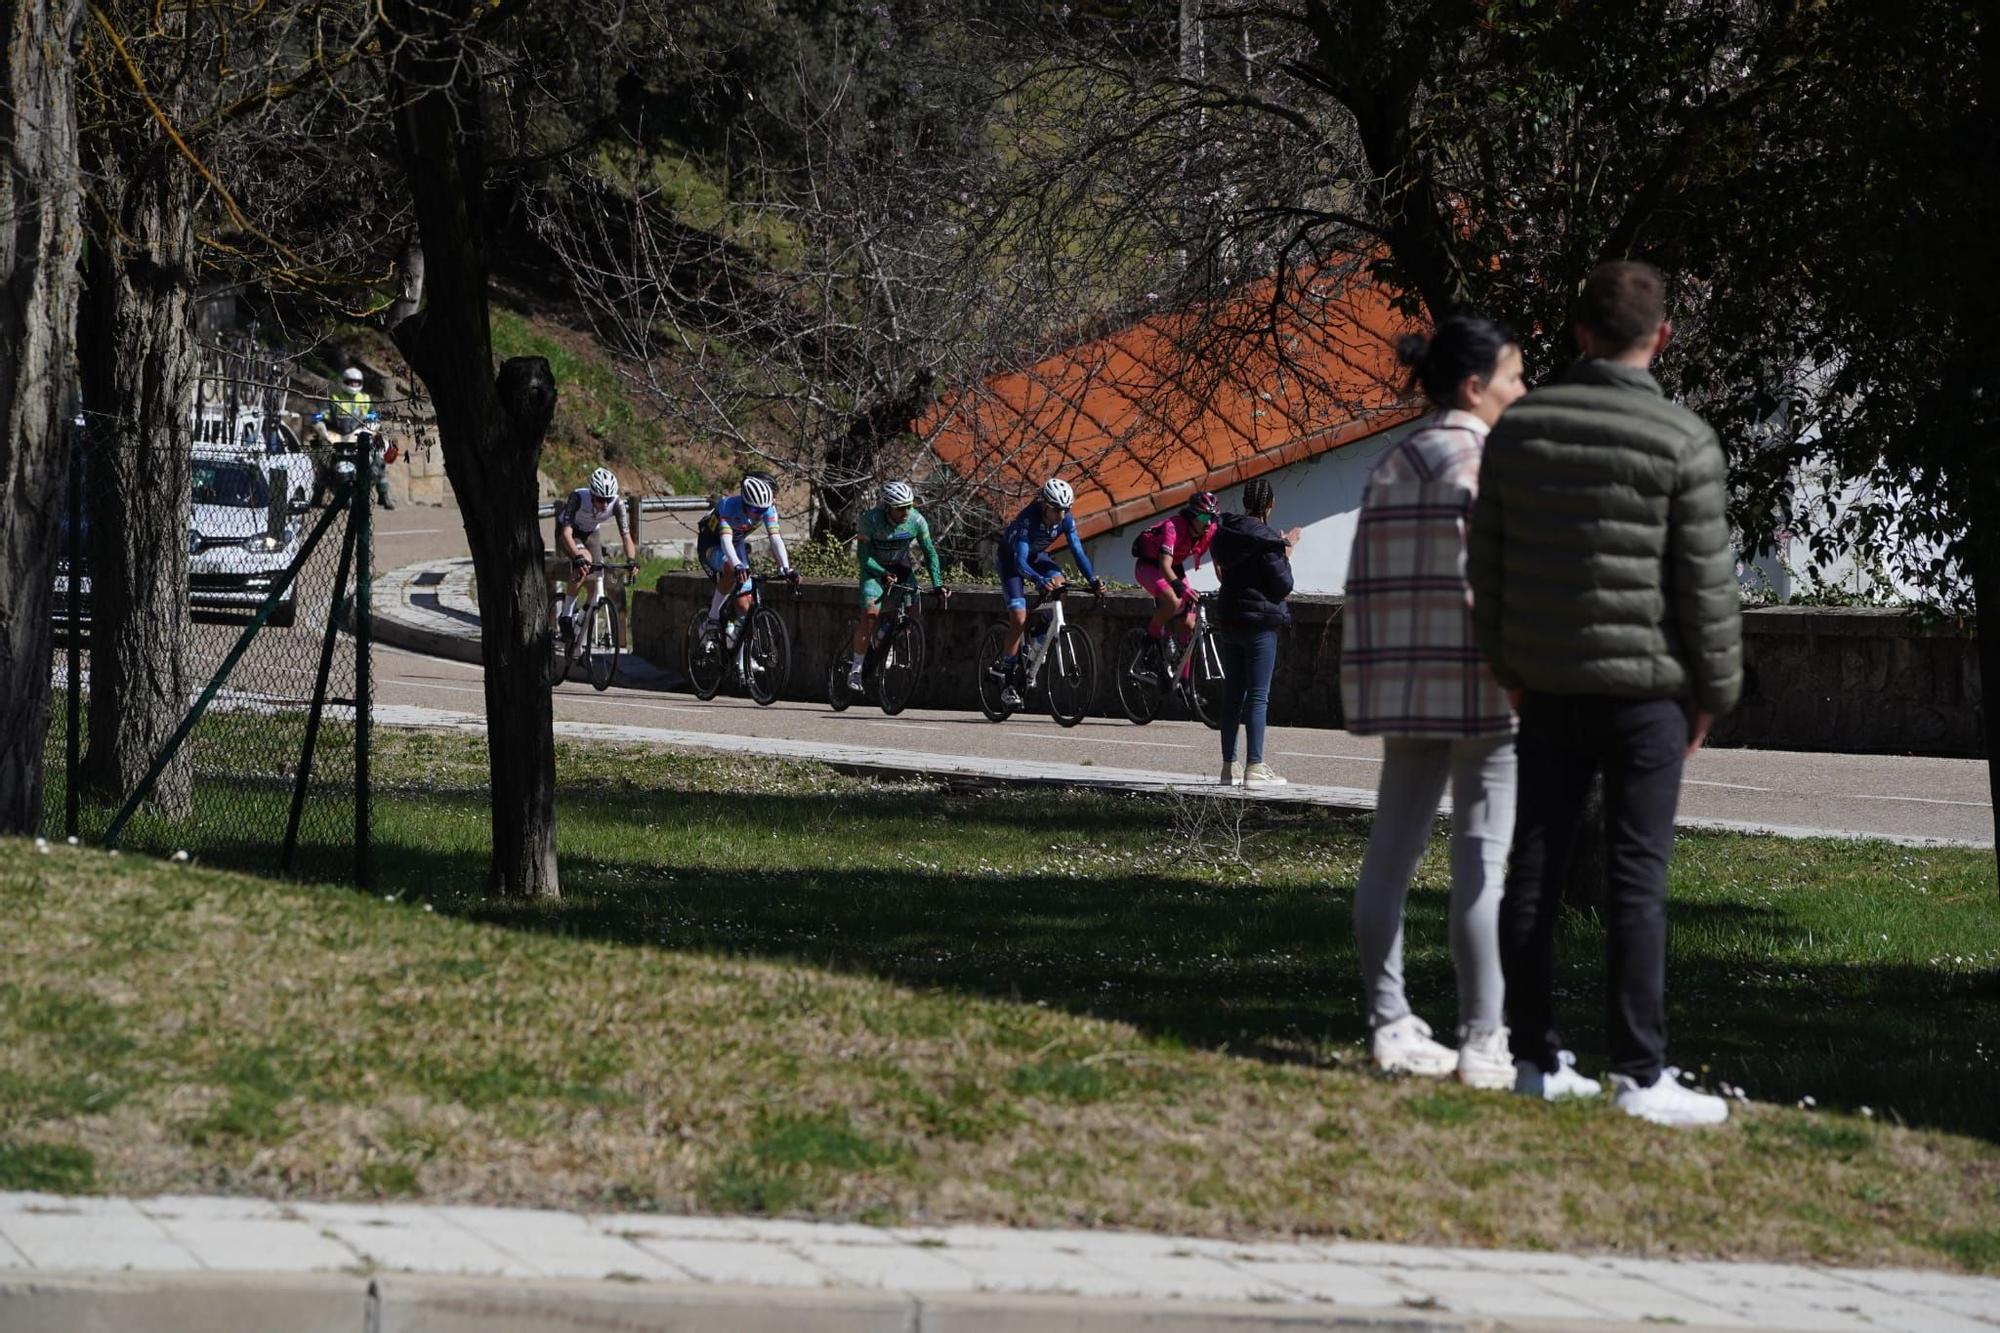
[1501,693,1688,1085]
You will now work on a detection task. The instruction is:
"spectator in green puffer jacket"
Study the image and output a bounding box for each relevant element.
[1468,259,1742,1128]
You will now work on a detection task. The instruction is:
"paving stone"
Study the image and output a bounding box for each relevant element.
[1389,1269,1618,1322]
[627,1238,836,1287]
[1513,1270,1762,1326]
[731,1219,910,1247]
[427,1204,689,1281]
[922,1243,1163,1298]
[791,1241,981,1291]
[142,1215,361,1273]
[1228,1262,1420,1308]
[292,1203,532,1277]
[0,1197,203,1272]
[587,1211,766,1244]
[1773,1287,2000,1333]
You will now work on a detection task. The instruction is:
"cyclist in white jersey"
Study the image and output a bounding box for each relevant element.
[553,467,637,639]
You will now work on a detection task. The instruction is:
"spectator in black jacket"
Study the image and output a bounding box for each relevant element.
[1212,478,1300,786]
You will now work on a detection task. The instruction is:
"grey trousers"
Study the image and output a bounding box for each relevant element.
[1354,735,1518,1032]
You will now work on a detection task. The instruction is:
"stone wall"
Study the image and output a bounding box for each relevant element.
[631,574,1984,756]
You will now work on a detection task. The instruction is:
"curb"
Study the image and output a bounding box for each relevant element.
[0,1270,1784,1333]
[367,557,677,689]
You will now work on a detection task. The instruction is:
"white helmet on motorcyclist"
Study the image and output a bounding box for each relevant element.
[340,366,364,388]
[589,466,619,501]
[1039,477,1074,509]
[741,474,775,508]
[879,479,915,507]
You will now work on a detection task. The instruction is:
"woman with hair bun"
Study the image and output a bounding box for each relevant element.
[1341,315,1529,1089]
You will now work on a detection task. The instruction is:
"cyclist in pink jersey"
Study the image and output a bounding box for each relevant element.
[1129,490,1219,683]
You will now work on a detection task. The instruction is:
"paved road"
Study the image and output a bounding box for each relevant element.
[365,505,1994,848]
[376,643,1995,846]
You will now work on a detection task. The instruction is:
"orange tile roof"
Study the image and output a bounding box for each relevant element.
[923,272,1422,538]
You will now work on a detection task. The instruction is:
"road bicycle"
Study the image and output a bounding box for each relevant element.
[546,558,636,692]
[683,566,798,706]
[827,570,948,716]
[1114,590,1224,729]
[974,582,1099,728]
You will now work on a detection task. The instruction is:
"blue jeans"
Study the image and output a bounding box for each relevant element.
[1217,626,1278,765]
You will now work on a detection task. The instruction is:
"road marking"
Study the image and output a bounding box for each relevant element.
[1850,794,1991,809]
[1685,779,1774,792]
[844,720,948,732]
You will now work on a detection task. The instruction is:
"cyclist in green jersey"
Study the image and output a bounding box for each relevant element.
[848,479,950,691]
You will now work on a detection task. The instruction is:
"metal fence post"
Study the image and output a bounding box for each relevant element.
[281,504,359,875]
[100,496,348,849]
[64,421,82,840]
[353,447,372,892]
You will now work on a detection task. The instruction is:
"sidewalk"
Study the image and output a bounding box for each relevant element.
[2,1192,1994,1332]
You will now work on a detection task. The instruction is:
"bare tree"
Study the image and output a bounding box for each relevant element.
[0,0,85,832]
[380,0,563,900]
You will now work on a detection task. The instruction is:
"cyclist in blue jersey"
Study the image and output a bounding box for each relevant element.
[698,474,793,639]
[987,477,1104,709]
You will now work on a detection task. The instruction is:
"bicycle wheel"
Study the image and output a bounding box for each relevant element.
[876,619,925,716]
[1045,624,1096,728]
[683,609,726,700]
[1114,627,1165,725]
[827,620,858,711]
[973,624,1014,721]
[1187,627,1224,730]
[744,606,790,707]
[544,605,579,689]
[588,599,623,692]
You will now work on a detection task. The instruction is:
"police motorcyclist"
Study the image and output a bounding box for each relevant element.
[312,367,392,509]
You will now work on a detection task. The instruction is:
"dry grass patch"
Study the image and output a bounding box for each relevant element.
[5,730,1998,1272]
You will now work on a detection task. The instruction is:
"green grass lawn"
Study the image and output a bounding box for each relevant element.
[5,728,1998,1272]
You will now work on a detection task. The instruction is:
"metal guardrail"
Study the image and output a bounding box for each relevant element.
[535,495,713,519]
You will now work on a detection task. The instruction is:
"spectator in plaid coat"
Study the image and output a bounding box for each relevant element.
[1340,315,1526,1089]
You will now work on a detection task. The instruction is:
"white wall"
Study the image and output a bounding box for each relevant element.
[1081,423,1411,595]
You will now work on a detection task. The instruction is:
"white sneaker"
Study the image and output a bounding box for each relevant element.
[1514,1050,1602,1101]
[1220,761,1240,785]
[845,662,864,691]
[1371,1015,1456,1077]
[1242,762,1287,787]
[1610,1067,1729,1126]
[1456,1024,1514,1090]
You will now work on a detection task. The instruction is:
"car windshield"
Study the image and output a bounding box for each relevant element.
[192,462,270,509]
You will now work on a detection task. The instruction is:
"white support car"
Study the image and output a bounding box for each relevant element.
[189,448,306,627]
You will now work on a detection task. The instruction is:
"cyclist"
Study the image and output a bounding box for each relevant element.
[697,473,793,643]
[848,479,949,692]
[552,467,637,641]
[987,477,1105,710]
[1129,489,1220,685]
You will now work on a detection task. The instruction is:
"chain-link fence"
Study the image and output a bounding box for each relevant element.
[40,417,375,888]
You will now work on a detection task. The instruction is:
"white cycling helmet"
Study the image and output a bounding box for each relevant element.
[879,479,915,507]
[1039,477,1074,508]
[589,466,619,501]
[741,474,775,508]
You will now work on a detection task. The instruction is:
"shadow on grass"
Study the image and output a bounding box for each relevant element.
[163,778,2000,1145]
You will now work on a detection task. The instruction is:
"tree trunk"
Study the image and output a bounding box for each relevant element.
[386,0,560,899]
[76,131,197,816]
[1969,521,2000,894]
[0,0,84,834]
